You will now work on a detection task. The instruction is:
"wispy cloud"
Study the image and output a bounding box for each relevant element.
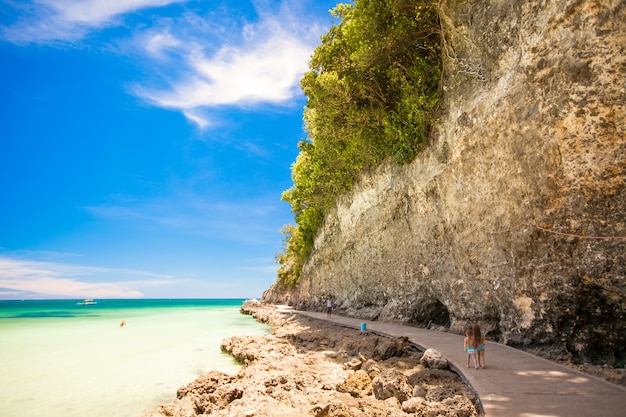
[1,0,330,131]
[43,0,182,24]
[238,140,270,158]
[0,255,178,299]
[135,23,314,108]
[132,4,324,129]
[1,0,184,44]
[182,108,215,130]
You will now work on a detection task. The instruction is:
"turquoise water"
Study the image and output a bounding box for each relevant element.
[0,299,269,417]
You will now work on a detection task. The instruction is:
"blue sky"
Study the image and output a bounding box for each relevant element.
[0,0,339,300]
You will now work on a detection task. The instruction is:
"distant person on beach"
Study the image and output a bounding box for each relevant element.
[326,297,332,317]
[464,328,478,368]
[120,320,126,328]
[473,323,485,368]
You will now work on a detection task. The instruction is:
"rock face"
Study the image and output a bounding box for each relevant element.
[266,0,625,366]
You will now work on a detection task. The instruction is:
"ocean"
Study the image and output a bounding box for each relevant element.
[0,299,270,417]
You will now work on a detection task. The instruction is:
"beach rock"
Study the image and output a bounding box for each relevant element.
[374,338,410,360]
[310,396,360,417]
[420,348,449,369]
[343,357,362,371]
[361,358,382,378]
[429,395,476,417]
[357,396,407,417]
[412,384,427,398]
[402,396,427,413]
[337,369,372,397]
[142,303,479,417]
[175,370,235,400]
[371,368,413,403]
[407,367,478,404]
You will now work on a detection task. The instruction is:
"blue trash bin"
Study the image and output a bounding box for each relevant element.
[360,322,367,332]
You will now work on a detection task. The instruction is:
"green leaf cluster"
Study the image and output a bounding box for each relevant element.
[277,0,442,286]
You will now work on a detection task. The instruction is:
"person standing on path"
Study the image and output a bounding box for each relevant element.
[326,296,332,317]
[464,328,479,369]
[473,323,486,368]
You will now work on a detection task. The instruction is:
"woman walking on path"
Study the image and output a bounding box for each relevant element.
[326,297,332,317]
[464,328,479,369]
[473,323,486,368]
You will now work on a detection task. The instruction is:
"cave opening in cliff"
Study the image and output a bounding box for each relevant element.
[413,298,450,329]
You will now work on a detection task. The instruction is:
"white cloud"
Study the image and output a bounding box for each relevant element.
[1,0,183,44]
[138,34,312,109]
[1,0,330,128]
[182,108,215,130]
[40,0,182,24]
[131,4,327,129]
[144,29,182,58]
[0,256,178,299]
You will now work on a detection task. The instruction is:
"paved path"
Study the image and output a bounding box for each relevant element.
[292,309,626,417]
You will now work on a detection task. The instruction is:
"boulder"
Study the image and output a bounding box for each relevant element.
[337,369,372,397]
[420,348,449,369]
[371,368,413,403]
[374,338,408,360]
[402,396,428,413]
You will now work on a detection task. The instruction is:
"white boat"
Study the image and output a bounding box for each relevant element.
[77,298,97,305]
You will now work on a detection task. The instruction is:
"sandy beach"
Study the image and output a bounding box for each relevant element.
[142,300,479,417]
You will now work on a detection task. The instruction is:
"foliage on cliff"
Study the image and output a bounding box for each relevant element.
[276,0,442,287]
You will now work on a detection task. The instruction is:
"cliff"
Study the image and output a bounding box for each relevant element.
[265,0,625,366]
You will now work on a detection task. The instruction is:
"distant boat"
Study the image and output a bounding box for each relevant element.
[77,298,97,305]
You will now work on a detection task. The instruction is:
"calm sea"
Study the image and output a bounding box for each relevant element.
[0,299,269,417]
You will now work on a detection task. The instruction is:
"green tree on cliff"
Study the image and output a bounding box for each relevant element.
[277,0,442,286]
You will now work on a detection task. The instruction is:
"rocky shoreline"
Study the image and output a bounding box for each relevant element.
[142,300,480,417]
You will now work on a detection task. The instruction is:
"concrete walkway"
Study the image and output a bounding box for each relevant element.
[293,309,626,417]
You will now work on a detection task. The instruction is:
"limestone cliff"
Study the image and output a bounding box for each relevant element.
[265,0,625,366]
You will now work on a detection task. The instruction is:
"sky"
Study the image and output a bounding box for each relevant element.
[0,0,340,300]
